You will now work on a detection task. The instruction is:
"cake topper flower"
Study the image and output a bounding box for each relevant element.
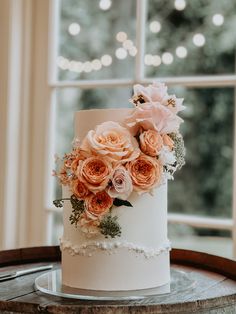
[53,82,185,238]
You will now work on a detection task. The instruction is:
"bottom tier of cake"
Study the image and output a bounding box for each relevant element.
[61,246,170,291]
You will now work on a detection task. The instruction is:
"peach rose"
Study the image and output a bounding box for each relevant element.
[126,155,163,193]
[125,102,183,136]
[162,134,174,151]
[78,212,100,235]
[139,130,163,157]
[132,82,168,104]
[77,156,112,193]
[108,166,133,200]
[62,149,89,173]
[70,149,90,173]
[81,121,140,164]
[85,191,113,219]
[71,179,89,200]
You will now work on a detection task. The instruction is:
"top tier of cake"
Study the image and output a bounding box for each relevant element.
[74,108,133,139]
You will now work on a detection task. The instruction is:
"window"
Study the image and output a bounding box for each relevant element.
[45,0,236,258]
[1,0,236,257]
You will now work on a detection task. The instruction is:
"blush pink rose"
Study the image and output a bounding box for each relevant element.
[132,82,168,104]
[85,191,113,219]
[162,94,185,114]
[77,156,112,193]
[71,179,90,200]
[126,155,163,194]
[81,121,140,164]
[108,166,133,200]
[125,102,183,136]
[139,130,163,157]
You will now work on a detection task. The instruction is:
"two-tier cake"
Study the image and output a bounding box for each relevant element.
[54,82,185,291]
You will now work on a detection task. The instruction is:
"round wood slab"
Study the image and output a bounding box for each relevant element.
[0,246,236,313]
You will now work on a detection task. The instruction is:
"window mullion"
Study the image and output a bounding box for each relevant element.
[49,74,236,89]
[135,0,147,82]
[232,83,236,258]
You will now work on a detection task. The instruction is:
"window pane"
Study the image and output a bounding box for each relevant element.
[146,0,236,77]
[169,87,234,218]
[169,223,232,258]
[57,0,136,80]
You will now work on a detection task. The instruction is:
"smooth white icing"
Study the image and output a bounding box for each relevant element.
[61,108,170,291]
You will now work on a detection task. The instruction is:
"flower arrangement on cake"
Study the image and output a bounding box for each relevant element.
[53,82,185,238]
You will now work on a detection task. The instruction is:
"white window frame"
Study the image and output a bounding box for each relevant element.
[1,0,236,256]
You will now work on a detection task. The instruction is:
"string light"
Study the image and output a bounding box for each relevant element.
[101,54,112,66]
[99,0,112,11]
[174,0,186,11]
[68,23,80,36]
[123,39,134,50]
[144,54,154,66]
[192,33,205,47]
[115,48,127,59]
[162,52,173,65]
[152,55,162,66]
[128,46,137,56]
[73,62,83,73]
[83,62,93,73]
[57,56,69,70]
[69,61,78,72]
[176,46,188,58]
[149,21,162,33]
[59,9,213,74]
[91,59,102,70]
[116,32,127,42]
[212,14,224,26]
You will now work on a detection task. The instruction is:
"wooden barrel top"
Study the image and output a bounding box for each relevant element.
[0,246,236,313]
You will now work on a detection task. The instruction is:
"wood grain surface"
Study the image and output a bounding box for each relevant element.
[0,246,236,314]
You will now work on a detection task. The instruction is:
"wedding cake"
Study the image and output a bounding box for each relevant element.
[54,82,185,291]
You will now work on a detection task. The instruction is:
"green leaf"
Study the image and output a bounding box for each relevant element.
[53,199,64,208]
[99,215,122,238]
[69,195,85,227]
[70,194,84,211]
[113,198,133,207]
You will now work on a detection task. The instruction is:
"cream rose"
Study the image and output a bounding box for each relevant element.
[126,155,162,193]
[108,166,133,200]
[162,134,174,151]
[81,121,140,164]
[77,156,112,193]
[71,179,90,200]
[85,191,113,219]
[139,130,163,157]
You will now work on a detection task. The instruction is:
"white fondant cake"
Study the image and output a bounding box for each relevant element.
[55,82,185,292]
[61,109,171,291]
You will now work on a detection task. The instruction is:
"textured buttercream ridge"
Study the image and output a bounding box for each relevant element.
[60,238,171,258]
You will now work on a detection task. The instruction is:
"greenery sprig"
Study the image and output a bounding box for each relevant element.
[170,132,186,170]
[53,195,85,227]
[69,195,85,227]
[99,215,122,238]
